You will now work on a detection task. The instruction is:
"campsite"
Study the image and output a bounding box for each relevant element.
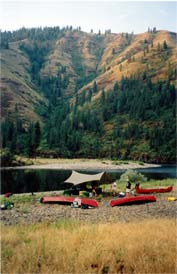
[1,2,176,273]
[1,169,176,224]
[1,167,176,274]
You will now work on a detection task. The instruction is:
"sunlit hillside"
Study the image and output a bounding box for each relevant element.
[1,27,176,163]
[1,29,176,121]
[0,43,47,125]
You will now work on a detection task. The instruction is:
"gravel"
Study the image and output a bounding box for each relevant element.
[1,196,176,225]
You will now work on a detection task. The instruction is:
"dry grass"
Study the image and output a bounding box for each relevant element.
[81,30,177,96]
[1,45,46,122]
[1,219,176,274]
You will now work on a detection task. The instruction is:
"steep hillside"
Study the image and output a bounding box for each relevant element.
[1,27,176,163]
[79,30,177,96]
[1,28,176,118]
[0,42,47,125]
[40,31,104,96]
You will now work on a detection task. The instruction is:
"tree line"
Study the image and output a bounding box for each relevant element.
[1,76,175,163]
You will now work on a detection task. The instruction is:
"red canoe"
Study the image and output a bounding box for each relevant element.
[40,196,99,207]
[4,192,13,198]
[110,195,156,207]
[135,185,173,194]
[41,196,74,204]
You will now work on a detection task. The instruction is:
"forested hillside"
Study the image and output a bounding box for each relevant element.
[1,27,176,163]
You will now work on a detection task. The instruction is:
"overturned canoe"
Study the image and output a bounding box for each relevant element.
[41,196,74,205]
[40,196,99,207]
[135,185,173,194]
[110,195,156,207]
[80,198,99,207]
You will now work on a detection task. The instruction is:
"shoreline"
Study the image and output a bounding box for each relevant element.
[1,158,161,170]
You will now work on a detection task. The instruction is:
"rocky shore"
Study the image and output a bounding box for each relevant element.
[1,194,176,226]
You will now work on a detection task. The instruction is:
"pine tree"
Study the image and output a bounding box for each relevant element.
[87,89,92,102]
[112,48,115,55]
[34,121,41,149]
[163,40,168,50]
[157,42,161,52]
[100,89,106,105]
[93,81,97,93]
[27,123,35,157]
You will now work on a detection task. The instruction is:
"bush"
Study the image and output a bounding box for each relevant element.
[0,149,14,167]
[119,169,147,184]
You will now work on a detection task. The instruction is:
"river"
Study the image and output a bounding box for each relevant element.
[1,165,176,194]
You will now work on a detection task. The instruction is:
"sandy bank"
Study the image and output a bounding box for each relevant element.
[2,158,161,170]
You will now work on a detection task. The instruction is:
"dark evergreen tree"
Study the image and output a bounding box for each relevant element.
[34,121,41,149]
[163,40,168,50]
[93,81,98,93]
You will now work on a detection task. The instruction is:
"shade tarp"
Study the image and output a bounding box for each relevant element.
[64,170,111,186]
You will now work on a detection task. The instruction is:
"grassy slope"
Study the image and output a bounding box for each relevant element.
[1,30,176,123]
[1,42,47,124]
[40,31,104,96]
[40,30,177,99]
[79,30,177,96]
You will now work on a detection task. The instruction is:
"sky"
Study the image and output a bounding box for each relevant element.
[0,1,176,34]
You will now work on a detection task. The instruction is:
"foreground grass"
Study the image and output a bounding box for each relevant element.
[1,219,176,274]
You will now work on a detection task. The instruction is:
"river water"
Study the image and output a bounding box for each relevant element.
[1,165,176,194]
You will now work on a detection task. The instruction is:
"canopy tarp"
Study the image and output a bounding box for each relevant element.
[64,170,111,186]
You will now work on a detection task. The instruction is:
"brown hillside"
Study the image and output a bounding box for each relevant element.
[79,30,177,96]
[1,43,47,124]
[40,31,104,96]
[1,29,176,122]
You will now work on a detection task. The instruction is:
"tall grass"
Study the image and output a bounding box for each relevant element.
[1,218,176,274]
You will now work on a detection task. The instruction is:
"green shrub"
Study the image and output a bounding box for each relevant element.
[119,169,147,184]
[0,149,14,167]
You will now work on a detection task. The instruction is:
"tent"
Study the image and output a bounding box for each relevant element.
[64,170,111,186]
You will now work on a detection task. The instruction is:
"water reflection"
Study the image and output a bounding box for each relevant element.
[1,165,176,194]
[1,169,71,194]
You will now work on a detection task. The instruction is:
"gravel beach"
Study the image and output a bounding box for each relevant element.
[1,193,176,226]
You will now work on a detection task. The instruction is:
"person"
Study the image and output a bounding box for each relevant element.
[92,186,97,196]
[111,182,117,196]
[126,178,131,197]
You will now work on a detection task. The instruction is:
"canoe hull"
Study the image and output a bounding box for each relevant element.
[41,196,75,205]
[135,185,173,194]
[41,196,98,207]
[110,195,156,207]
[80,198,98,207]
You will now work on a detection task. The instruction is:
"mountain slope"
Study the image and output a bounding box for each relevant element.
[79,30,177,96]
[1,27,176,163]
[1,42,47,124]
[1,29,176,120]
